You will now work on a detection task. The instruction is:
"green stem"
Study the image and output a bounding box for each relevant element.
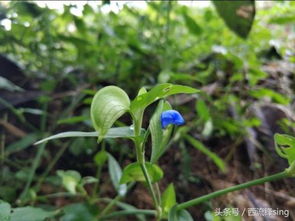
[35,141,68,191]
[100,209,156,220]
[19,142,46,203]
[99,195,122,217]
[177,171,288,211]
[132,112,161,218]
[139,160,159,208]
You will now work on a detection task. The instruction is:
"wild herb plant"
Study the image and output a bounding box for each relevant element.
[31,83,295,220]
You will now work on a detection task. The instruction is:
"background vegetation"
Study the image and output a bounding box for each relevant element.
[0,1,294,220]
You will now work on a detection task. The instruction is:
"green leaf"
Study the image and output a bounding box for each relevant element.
[196,100,210,122]
[274,133,295,166]
[212,0,255,38]
[11,207,55,221]
[0,76,24,92]
[183,12,203,36]
[137,87,147,96]
[120,162,163,184]
[249,88,290,105]
[57,170,81,194]
[94,150,108,166]
[168,206,193,221]
[0,201,56,221]
[61,203,97,221]
[108,154,127,196]
[161,184,176,218]
[80,177,98,186]
[34,127,135,145]
[150,100,173,163]
[0,201,11,221]
[91,86,130,142]
[6,133,38,155]
[57,116,88,125]
[184,135,227,173]
[131,83,198,116]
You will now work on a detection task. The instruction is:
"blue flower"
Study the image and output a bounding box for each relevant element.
[160,110,185,129]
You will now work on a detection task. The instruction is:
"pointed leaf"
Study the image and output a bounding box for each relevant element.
[212,0,255,38]
[183,12,203,36]
[108,154,127,196]
[150,100,173,163]
[184,135,227,173]
[91,86,130,142]
[120,162,163,184]
[161,184,176,217]
[131,84,198,116]
[34,127,135,145]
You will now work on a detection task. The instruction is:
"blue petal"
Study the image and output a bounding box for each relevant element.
[160,110,185,129]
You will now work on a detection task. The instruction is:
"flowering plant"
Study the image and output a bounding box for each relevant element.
[36,84,295,220]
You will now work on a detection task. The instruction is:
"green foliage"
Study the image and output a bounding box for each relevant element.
[150,100,173,163]
[184,134,227,173]
[120,162,163,184]
[212,0,255,38]
[90,86,130,142]
[34,127,135,145]
[0,201,56,221]
[130,83,198,116]
[108,154,127,196]
[94,150,108,166]
[168,206,193,221]
[61,203,97,221]
[161,184,176,218]
[1,1,295,220]
[57,170,81,194]
[274,134,295,166]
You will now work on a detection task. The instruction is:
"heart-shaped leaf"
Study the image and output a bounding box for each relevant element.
[91,86,130,142]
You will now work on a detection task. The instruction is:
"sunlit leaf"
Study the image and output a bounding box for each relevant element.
[91,86,130,142]
[274,133,295,166]
[57,170,81,194]
[120,162,163,184]
[183,12,203,36]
